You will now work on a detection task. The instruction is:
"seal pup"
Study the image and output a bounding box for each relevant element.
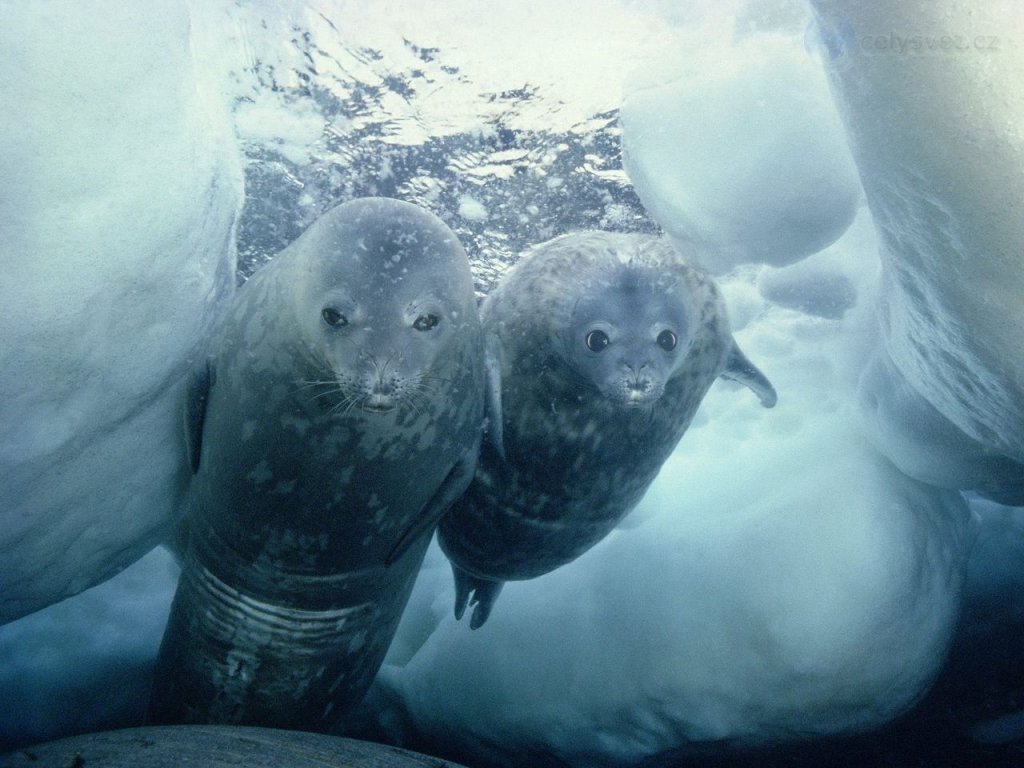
[437,231,776,628]
[148,198,484,728]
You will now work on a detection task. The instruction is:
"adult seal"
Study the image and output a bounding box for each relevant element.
[148,198,484,729]
[437,231,776,628]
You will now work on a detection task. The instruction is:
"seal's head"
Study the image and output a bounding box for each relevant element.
[510,232,702,408]
[292,197,476,414]
[565,262,693,406]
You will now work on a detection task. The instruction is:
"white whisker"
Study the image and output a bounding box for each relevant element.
[311,388,345,401]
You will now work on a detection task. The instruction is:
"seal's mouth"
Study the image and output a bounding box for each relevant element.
[623,392,656,407]
[362,393,397,413]
[617,379,663,407]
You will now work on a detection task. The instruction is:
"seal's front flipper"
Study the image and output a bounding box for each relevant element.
[184,357,216,474]
[721,343,778,408]
[451,563,504,630]
[483,331,505,461]
[385,435,482,567]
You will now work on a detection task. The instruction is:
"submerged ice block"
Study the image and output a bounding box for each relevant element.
[620,33,861,273]
[811,0,1024,466]
[385,394,974,768]
[0,0,242,623]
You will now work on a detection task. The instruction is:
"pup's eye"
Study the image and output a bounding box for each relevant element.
[657,329,678,351]
[585,330,610,352]
[322,308,348,327]
[413,314,440,331]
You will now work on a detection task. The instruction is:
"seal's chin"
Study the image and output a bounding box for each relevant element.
[623,392,657,407]
[613,381,664,407]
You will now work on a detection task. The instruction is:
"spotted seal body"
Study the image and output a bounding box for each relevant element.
[148,198,484,728]
[437,232,776,628]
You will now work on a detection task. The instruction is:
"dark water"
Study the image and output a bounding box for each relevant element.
[234,29,657,294]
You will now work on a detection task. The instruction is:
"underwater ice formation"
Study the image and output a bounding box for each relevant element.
[0,0,242,623]
[620,29,861,273]
[2,2,1023,765]
[812,0,1024,484]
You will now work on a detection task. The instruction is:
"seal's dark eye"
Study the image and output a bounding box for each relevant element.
[585,329,610,352]
[322,308,347,327]
[413,314,440,331]
[657,329,678,351]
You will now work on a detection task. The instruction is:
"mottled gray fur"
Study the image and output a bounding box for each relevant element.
[149,198,484,728]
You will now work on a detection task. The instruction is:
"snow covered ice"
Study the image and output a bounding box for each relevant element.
[2,1,1024,766]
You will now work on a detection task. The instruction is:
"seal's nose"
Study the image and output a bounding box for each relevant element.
[359,356,399,412]
[623,362,651,390]
[371,378,395,396]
